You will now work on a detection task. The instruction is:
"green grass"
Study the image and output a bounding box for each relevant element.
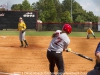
[0,31,19,36]
[69,32,100,37]
[26,31,54,36]
[0,30,100,37]
[0,31,54,36]
[69,32,86,37]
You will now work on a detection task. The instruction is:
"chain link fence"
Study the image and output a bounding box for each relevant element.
[37,22,98,32]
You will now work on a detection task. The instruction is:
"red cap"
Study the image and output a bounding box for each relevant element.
[62,24,72,34]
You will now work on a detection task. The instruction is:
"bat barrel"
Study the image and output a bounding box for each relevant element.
[70,51,93,62]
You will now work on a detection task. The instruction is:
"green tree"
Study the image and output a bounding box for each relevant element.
[61,11,72,23]
[72,1,83,21]
[62,0,72,12]
[87,11,96,22]
[11,0,33,10]
[21,0,33,10]
[11,4,22,10]
[32,0,98,24]
[33,0,57,22]
[53,0,62,22]
[75,15,84,22]
[32,0,46,21]
[0,8,6,11]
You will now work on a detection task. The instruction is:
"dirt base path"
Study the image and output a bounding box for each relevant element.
[0,36,98,75]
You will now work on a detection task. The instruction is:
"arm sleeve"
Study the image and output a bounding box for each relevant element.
[63,36,70,50]
[63,42,68,49]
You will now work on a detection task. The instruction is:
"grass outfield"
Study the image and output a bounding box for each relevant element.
[0,30,100,37]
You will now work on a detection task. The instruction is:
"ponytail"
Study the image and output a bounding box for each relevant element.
[52,30,62,38]
[52,32,62,38]
[52,33,57,38]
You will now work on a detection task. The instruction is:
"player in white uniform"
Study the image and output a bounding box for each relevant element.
[87,42,100,75]
[47,24,72,75]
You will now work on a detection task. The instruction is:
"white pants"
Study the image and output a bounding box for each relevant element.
[19,31,26,41]
[87,32,95,37]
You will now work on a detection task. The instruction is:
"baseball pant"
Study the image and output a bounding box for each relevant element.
[87,32,95,38]
[19,31,26,41]
[47,51,64,75]
[19,31,28,47]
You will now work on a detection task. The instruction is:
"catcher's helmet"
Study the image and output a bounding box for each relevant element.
[62,24,72,34]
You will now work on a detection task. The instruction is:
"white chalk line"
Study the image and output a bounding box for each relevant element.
[0,72,20,75]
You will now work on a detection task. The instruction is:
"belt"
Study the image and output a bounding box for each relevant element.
[48,50,62,53]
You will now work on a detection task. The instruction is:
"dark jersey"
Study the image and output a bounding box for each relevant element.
[95,42,100,55]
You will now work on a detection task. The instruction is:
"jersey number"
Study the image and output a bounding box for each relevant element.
[54,37,62,45]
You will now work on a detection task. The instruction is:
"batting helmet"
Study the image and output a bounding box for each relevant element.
[62,24,72,34]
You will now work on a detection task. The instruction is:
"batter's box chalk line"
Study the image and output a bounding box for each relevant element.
[0,72,20,75]
[1,36,6,39]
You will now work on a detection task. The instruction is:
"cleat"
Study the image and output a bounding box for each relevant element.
[24,44,28,48]
[20,45,23,47]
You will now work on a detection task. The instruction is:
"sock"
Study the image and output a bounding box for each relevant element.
[20,41,23,46]
[24,40,28,45]
[93,35,96,38]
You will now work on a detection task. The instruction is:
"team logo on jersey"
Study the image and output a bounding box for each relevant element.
[23,12,35,17]
[0,13,5,16]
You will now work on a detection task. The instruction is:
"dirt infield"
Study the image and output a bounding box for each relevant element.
[0,36,99,75]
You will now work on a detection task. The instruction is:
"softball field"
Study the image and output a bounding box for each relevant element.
[0,36,98,75]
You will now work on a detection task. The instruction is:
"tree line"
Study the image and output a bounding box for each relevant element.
[0,0,99,31]
[6,0,98,23]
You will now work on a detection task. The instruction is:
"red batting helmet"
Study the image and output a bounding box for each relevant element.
[62,24,72,34]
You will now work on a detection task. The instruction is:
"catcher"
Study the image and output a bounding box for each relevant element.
[87,42,100,75]
[87,28,96,39]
